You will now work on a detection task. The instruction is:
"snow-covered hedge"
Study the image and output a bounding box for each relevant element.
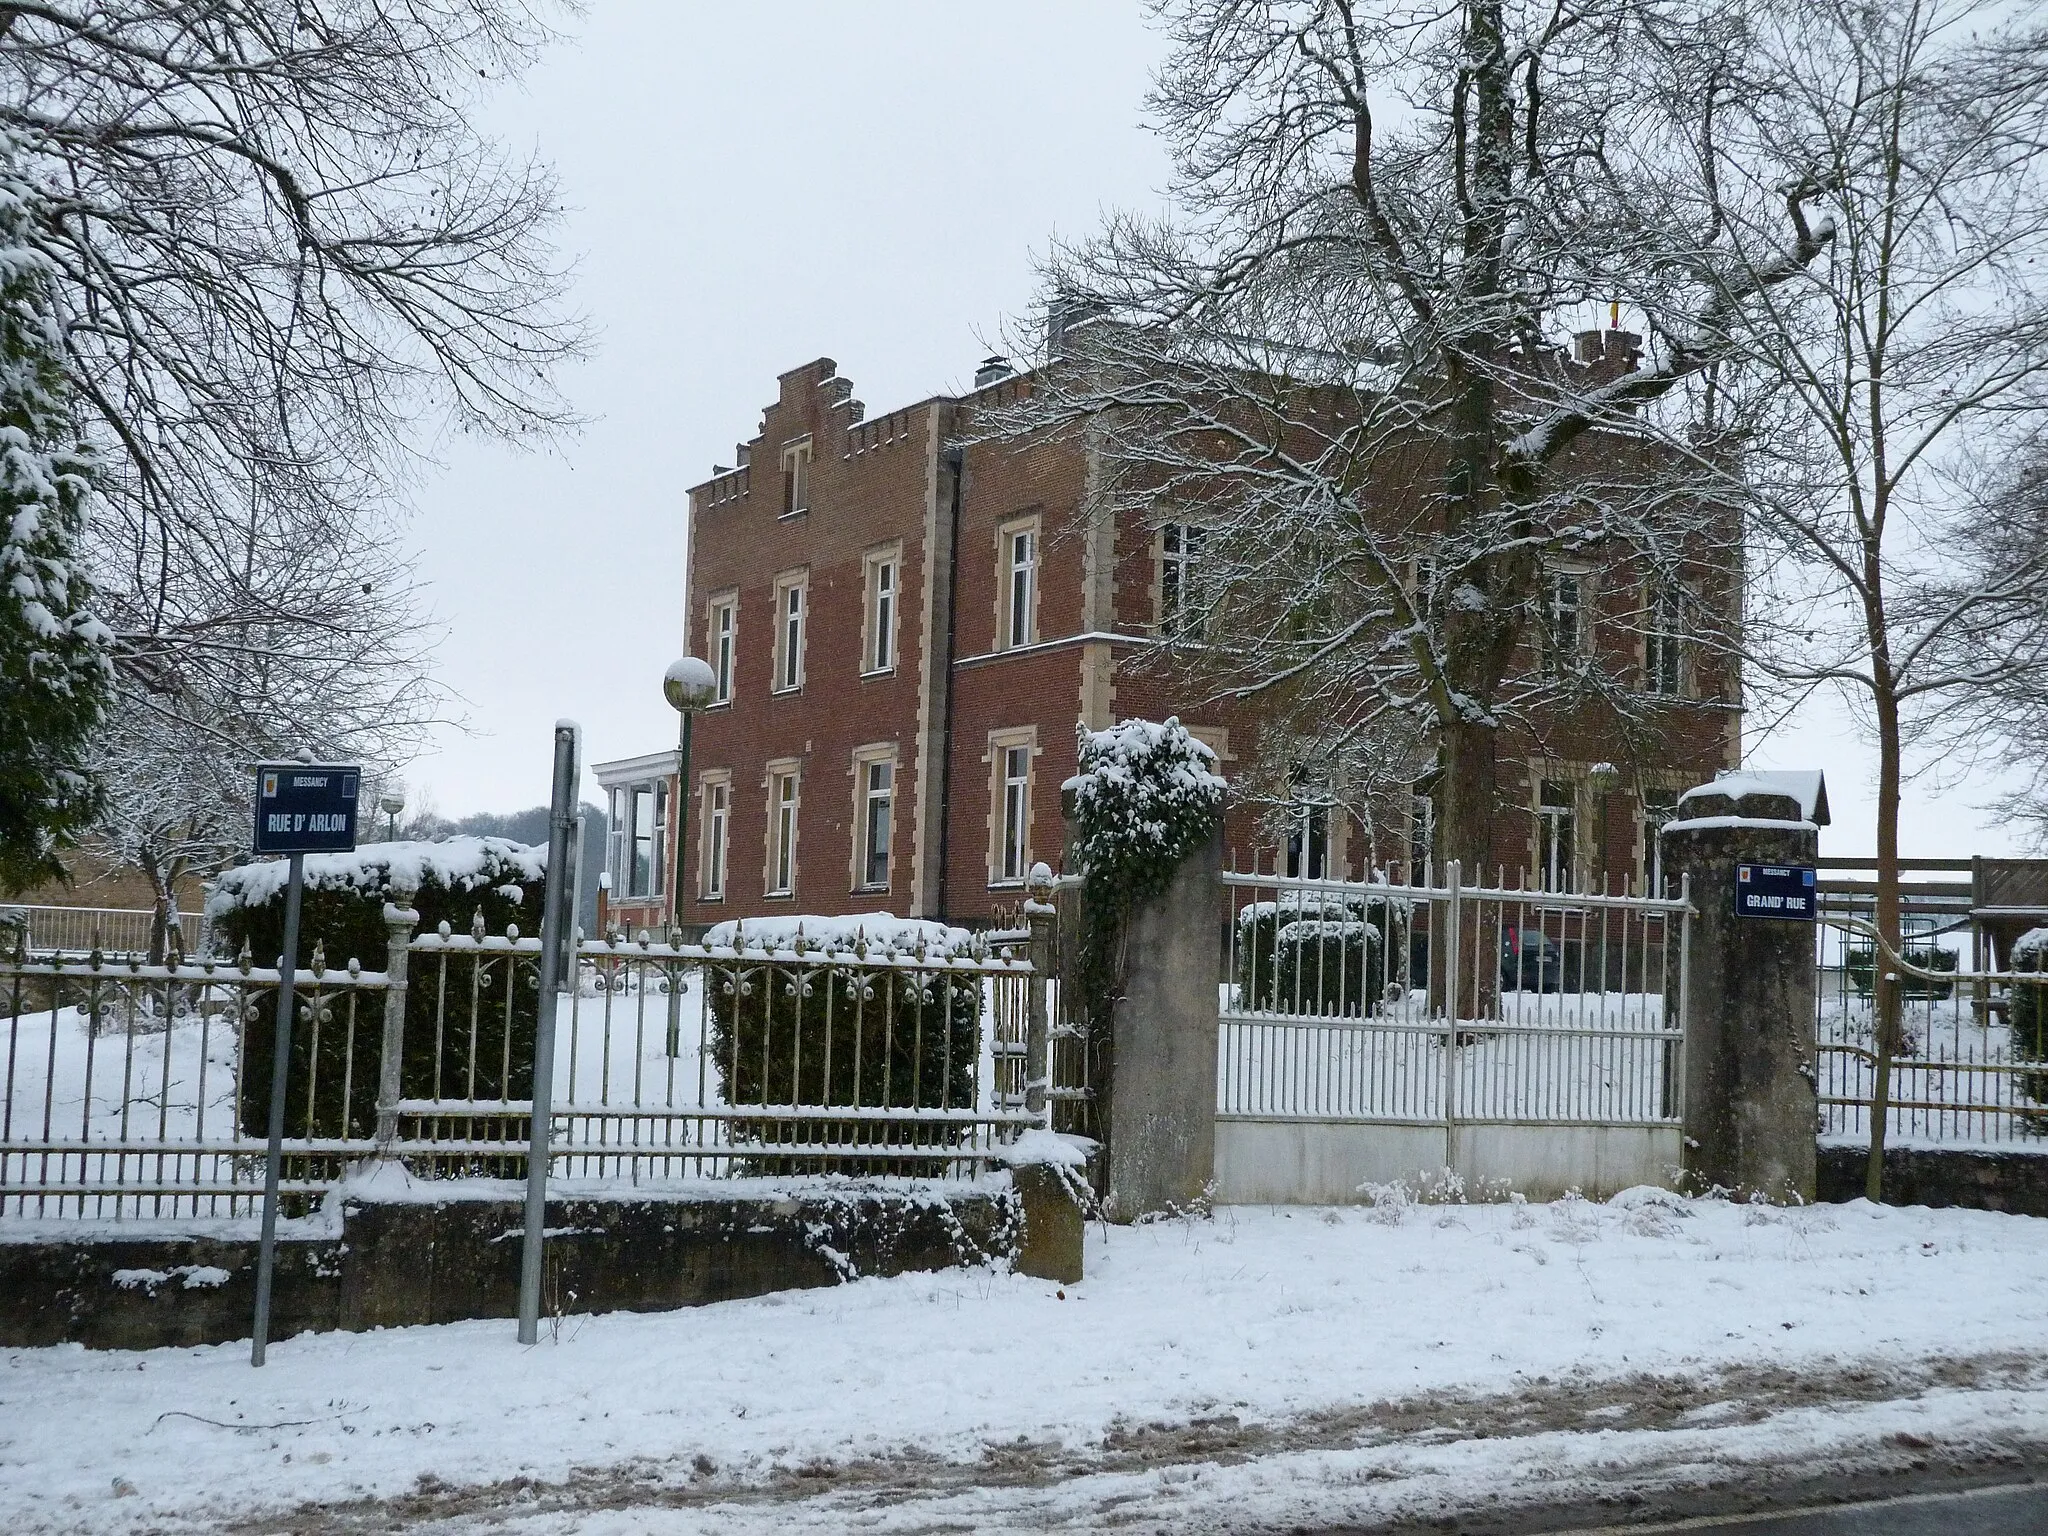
[703,912,976,958]
[2013,927,2048,1116]
[209,837,548,1141]
[703,911,983,1169]
[1271,918,1382,1018]
[1064,717,1225,906]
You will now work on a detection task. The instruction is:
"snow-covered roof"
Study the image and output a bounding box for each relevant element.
[1678,770,1829,826]
[592,749,678,785]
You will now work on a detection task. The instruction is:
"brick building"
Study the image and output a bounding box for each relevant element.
[594,349,1740,934]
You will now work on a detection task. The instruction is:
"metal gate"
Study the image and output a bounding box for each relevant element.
[1216,863,1691,1202]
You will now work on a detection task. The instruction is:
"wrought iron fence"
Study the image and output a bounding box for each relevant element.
[1816,915,2048,1146]
[1,907,1048,1223]
[1219,864,1691,1127]
[0,904,203,956]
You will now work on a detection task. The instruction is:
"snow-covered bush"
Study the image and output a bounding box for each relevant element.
[701,914,985,1169]
[1064,717,1226,905]
[209,837,546,1139]
[1271,918,1382,1018]
[2012,928,2048,1119]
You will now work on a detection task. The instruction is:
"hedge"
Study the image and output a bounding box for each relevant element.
[207,837,546,1141]
[2013,929,2048,1119]
[1238,893,1400,1012]
[1271,918,1384,1018]
[702,915,986,1172]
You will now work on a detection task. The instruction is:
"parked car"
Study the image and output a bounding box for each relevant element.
[1501,927,1563,992]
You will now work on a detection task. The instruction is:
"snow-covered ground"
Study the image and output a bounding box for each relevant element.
[5,1191,2048,1534]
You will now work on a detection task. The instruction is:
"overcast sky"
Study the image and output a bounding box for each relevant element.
[397,1,2026,861]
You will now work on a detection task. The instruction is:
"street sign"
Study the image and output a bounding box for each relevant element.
[249,757,358,1365]
[1734,863,1817,921]
[253,763,360,854]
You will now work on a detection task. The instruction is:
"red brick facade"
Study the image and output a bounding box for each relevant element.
[593,354,1741,932]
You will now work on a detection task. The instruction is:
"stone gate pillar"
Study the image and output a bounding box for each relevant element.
[1661,772,1828,1203]
[1105,830,1223,1220]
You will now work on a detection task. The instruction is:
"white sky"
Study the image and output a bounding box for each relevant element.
[397,1,2028,862]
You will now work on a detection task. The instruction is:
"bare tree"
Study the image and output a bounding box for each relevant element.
[0,1,584,897]
[995,0,1829,892]
[1674,0,2048,1188]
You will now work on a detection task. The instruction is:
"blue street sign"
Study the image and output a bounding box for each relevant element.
[252,763,360,854]
[1734,862,1817,921]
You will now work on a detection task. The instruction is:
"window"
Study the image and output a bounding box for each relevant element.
[1538,779,1576,892]
[607,787,626,891]
[700,778,729,900]
[1284,799,1331,880]
[767,767,800,897]
[1644,584,1684,696]
[1160,523,1206,637]
[864,551,898,674]
[1409,555,1437,619]
[860,757,894,888]
[1542,570,1583,674]
[1641,788,1678,896]
[999,745,1031,883]
[780,438,811,517]
[629,782,667,899]
[1408,786,1435,884]
[773,572,806,692]
[709,596,736,705]
[1001,521,1037,649]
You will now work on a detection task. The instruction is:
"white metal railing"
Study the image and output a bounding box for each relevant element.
[1815,914,2048,1146]
[1,910,1050,1222]
[0,904,203,956]
[1219,864,1691,1127]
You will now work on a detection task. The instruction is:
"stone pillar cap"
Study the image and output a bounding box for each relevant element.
[1674,769,1829,827]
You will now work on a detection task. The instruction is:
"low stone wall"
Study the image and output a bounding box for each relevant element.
[1817,1141,2048,1217]
[0,1176,1037,1351]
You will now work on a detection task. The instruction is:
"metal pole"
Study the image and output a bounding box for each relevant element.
[666,709,693,1055]
[251,851,305,1366]
[518,722,580,1345]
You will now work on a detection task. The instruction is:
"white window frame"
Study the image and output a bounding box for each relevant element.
[863,546,900,676]
[1542,568,1586,674]
[1537,778,1576,893]
[1283,797,1332,881]
[772,570,807,693]
[986,728,1038,887]
[780,437,811,518]
[765,762,800,898]
[998,516,1039,650]
[626,781,667,900]
[699,773,730,901]
[606,787,628,894]
[1159,522,1205,638]
[707,592,737,706]
[1641,787,1679,897]
[1644,582,1685,697]
[852,746,897,891]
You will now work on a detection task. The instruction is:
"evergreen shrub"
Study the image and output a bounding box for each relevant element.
[208,837,545,1140]
[1271,918,1383,1017]
[702,917,986,1170]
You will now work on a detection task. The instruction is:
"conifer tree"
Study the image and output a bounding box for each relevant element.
[0,157,111,895]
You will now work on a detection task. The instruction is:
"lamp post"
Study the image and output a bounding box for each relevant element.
[663,657,719,929]
[662,657,717,1057]
[378,785,406,842]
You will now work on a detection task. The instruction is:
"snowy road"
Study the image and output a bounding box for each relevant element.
[5,1191,2048,1533]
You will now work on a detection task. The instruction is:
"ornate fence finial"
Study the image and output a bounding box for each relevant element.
[471,907,487,941]
[309,940,327,977]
